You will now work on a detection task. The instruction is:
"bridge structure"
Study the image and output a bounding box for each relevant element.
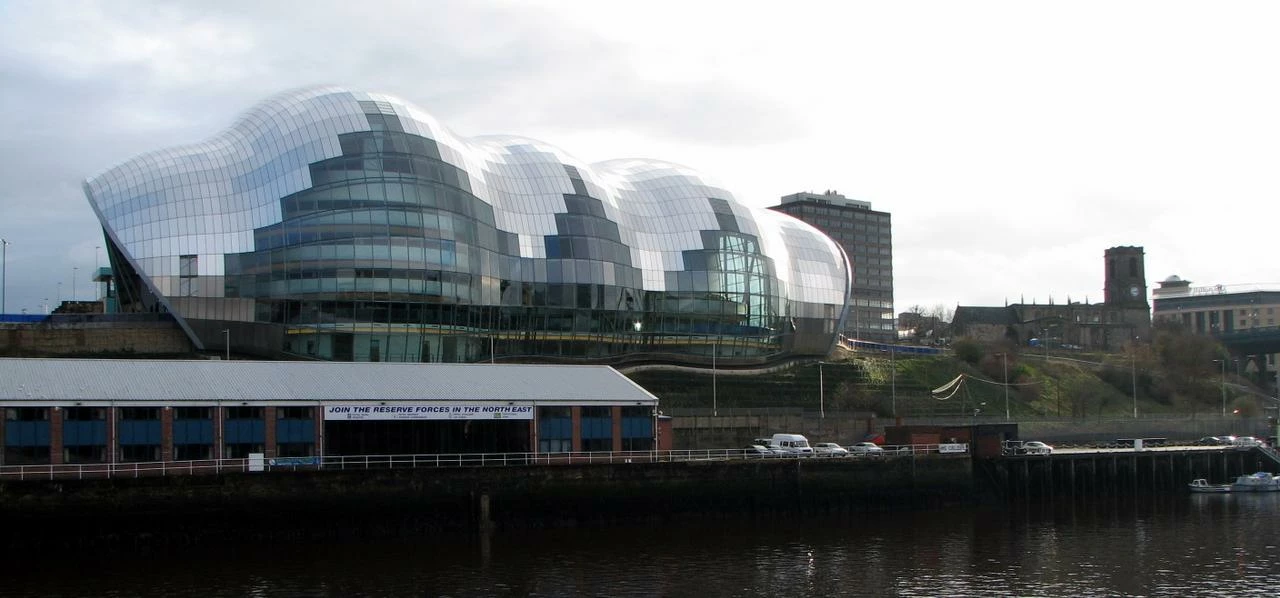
[1213,326,1280,390]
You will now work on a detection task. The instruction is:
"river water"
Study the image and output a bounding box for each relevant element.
[8,494,1280,597]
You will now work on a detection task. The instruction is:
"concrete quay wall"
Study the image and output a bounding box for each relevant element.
[0,457,974,549]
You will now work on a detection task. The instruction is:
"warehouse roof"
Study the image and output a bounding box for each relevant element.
[0,358,659,405]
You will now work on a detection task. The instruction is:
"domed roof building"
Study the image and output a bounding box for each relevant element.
[84,87,850,365]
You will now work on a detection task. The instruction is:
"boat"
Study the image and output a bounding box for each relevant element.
[1230,472,1280,492]
[1188,472,1280,493]
[1188,479,1231,493]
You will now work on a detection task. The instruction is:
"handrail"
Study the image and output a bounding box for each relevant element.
[0,444,967,482]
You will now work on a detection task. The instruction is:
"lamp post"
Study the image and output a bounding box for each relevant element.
[1131,340,1141,420]
[712,337,718,417]
[890,345,897,418]
[818,361,825,419]
[222,329,230,361]
[1131,349,1138,419]
[1000,352,1009,421]
[0,237,8,315]
[72,266,78,302]
[1215,358,1226,417]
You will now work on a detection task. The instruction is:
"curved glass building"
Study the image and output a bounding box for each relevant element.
[84,87,849,365]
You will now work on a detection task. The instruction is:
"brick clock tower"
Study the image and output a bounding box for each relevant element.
[1104,246,1149,308]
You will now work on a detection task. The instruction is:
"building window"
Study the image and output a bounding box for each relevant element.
[276,443,314,457]
[580,406,613,452]
[5,407,48,421]
[537,406,572,453]
[120,445,160,462]
[120,407,160,420]
[64,445,106,464]
[179,254,198,296]
[225,406,263,420]
[174,444,212,461]
[224,443,265,459]
[620,406,654,451]
[175,407,212,420]
[278,406,313,420]
[63,407,106,421]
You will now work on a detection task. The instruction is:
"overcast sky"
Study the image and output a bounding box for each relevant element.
[1,0,1278,317]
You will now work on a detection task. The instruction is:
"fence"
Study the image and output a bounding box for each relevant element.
[0,444,959,482]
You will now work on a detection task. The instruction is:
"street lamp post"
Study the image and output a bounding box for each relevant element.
[222,329,230,361]
[712,337,718,417]
[1001,352,1009,421]
[0,237,8,315]
[1216,358,1227,417]
[72,266,78,302]
[1131,339,1138,419]
[890,345,897,418]
[819,361,825,419]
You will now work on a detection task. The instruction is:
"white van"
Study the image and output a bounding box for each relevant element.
[770,433,814,456]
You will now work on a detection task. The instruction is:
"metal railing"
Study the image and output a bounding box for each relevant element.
[0,444,963,482]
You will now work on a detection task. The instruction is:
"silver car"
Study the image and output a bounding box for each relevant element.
[1021,441,1054,455]
[847,442,885,456]
[813,442,849,457]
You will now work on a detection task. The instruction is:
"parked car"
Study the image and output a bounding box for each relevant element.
[812,442,849,457]
[745,444,775,458]
[1197,436,1237,446]
[751,438,788,455]
[1020,441,1054,455]
[847,442,885,456]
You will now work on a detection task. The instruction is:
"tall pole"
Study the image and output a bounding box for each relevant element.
[72,266,78,302]
[223,329,230,361]
[712,337,718,417]
[890,345,897,418]
[1218,358,1228,420]
[819,361,825,419]
[490,333,495,364]
[1002,352,1009,421]
[1131,350,1138,419]
[0,237,8,315]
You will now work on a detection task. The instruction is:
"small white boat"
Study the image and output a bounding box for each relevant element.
[1188,478,1231,493]
[1230,472,1280,492]
[1189,472,1280,493]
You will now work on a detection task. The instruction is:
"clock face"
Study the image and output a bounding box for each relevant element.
[1129,286,1140,298]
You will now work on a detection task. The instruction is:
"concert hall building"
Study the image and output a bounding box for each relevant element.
[84,87,850,367]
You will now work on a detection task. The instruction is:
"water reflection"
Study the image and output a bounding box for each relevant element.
[6,495,1280,597]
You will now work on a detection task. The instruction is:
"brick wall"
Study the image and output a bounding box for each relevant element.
[0,322,192,356]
